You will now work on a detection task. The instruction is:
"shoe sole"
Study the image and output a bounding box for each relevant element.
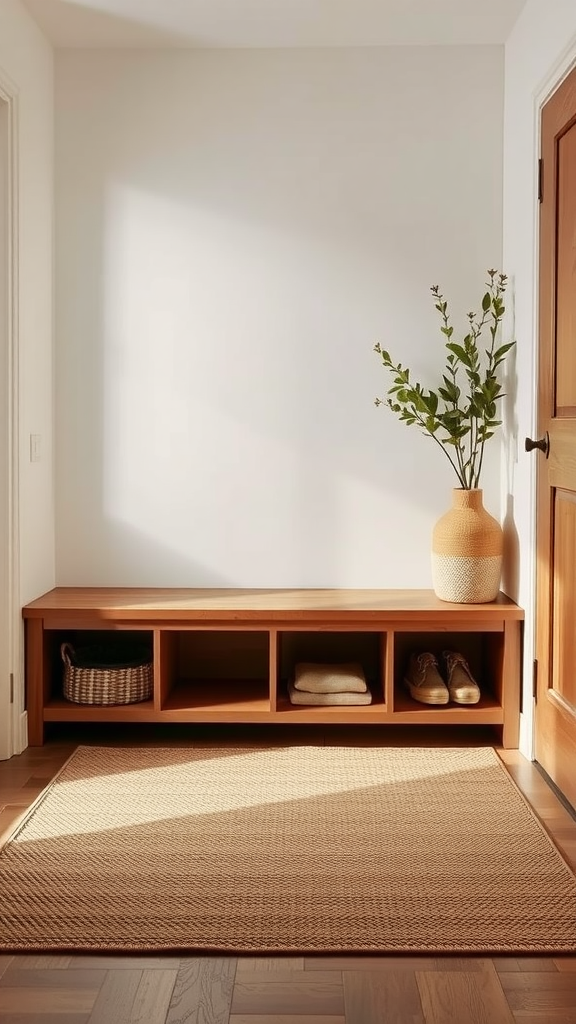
[404,679,449,705]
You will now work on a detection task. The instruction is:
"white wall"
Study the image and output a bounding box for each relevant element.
[55,46,504,587]
[0,0,53,753]
[503,0,576,751]
[0,0,54,601]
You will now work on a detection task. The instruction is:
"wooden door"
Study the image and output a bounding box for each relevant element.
[534,66,576,809]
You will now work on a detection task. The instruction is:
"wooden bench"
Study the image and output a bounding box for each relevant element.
[23,587,523,746]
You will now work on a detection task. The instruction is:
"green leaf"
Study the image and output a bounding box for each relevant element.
[439,409,462,424]
[493,342,515,362]
[482,292,491,312]
[482,380,500,400]
[446,343,469,364]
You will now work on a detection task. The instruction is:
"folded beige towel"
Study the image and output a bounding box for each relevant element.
[288,679,372,706]
[293,662,367,694]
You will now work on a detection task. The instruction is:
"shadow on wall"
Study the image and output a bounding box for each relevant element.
[501,493,520,602]
[57,517,234,588]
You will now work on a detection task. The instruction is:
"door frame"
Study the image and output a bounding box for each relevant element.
[528,46,576,762]
[0,68,23,760]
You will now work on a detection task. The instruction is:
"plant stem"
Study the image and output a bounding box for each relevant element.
[435,291,468,484]
[410,410,466,486]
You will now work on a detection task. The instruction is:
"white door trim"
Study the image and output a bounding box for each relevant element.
[0,68,23,759]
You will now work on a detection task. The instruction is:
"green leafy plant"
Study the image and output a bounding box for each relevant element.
[374,269,515,490]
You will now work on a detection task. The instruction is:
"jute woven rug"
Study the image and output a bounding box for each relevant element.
[2,744,576,954]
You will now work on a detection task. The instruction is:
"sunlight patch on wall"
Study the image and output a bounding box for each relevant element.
[99,182,356,580]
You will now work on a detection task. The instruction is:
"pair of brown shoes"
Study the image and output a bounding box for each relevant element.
[403,651,481,706]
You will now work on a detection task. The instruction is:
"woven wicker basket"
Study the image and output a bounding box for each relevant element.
[61,642,153,705]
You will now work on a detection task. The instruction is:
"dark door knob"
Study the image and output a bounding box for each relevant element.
[525,432,550,458]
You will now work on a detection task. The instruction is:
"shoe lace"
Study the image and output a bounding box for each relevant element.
[417,653,438,671]
[443,651,473,679]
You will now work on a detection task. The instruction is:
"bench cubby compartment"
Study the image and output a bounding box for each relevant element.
[43,627,155,707]
[159,630,271,716]
[276,630,384,711]
[392,629,503,711]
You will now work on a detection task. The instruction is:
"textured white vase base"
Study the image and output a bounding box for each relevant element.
[431,554,502,604]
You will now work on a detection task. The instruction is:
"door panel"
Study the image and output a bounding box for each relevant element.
[552,491,576,710]
[549,420,576,490]
[535,66,576,810]
[555,124,576,415]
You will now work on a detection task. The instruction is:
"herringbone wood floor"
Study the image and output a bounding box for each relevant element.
[1,724,576,1024]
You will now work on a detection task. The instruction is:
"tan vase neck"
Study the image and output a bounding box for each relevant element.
[451,488,484,511]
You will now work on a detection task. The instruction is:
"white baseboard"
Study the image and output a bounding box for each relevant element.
[16,709,27,754]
